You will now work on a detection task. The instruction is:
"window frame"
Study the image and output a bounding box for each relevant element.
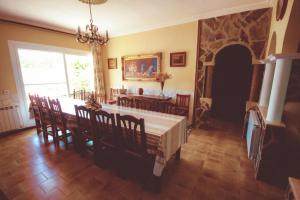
[8,40,92,127]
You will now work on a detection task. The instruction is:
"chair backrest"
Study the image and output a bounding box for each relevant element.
[73,89,85,100]
[37,96,52,123]
[116,114,147,155]
[75,105,92,132]
[28,93,38,106]
[29,93,41,119]
[91,109,116,140]
[134,98,156,111]
[92,91,106,104]
[117,97,133,107]
[175,94,191,108]
[158,101,176,114]
[84,91,92,101]
[48,98,65,128]
[110,88,119,100]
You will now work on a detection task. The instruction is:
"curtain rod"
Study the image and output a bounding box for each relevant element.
[0,18,76,36]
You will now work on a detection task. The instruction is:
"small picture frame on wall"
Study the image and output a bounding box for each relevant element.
[108,58,117,69]
[170,52,186,67]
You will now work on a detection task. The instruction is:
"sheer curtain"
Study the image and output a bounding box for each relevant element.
[91,44,106,103]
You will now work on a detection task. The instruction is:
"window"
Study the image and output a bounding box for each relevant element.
[9,41,93,127]
[17,48,93,107]
[65,54,94,94]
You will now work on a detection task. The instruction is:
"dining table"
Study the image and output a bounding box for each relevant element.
[52,98,188,178]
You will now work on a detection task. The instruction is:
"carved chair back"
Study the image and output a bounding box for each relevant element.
[48,98,65,129]
[117,97,133,107]
[28,93,41,120]
[116,114,147,155]
[158,101,176,114]
[37,96,52,125]
[175,94,191,108]
[73,89,85,100]
[134,98,156,111]
[91,109,116,142]
[75,105,92,133]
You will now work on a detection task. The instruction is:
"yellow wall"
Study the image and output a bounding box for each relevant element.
[103,22,198,120]
[266,0,298,54]
[0,20,89,94]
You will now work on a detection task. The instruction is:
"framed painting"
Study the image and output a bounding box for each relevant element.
[170,52,186,67]
[108,58,117,69]
[122,52,162,81]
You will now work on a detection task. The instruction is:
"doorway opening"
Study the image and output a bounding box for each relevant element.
[211,44,253,122]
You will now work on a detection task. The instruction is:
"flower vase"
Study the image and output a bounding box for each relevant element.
[160,81,165,96]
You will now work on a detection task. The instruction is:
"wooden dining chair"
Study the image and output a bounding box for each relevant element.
[84,91,93,101]
[28,94,42,135]
[91,109,117,166]
[75,105,93,153]
[92,91,106,104]
[37,96,56,143]
[116,114,155,181]
[157,101,176,114]
[73,89,85,100]
[134,98,156,111]
[48,98,72,149]
[117,97,133,107]
[175,94,191,118]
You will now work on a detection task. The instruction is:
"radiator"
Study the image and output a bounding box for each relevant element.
[246,110,261,160]
[0,105,24,133]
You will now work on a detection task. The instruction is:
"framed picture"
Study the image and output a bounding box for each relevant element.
[170,52,186,67]
[108,58,117,69]
[122,52,162,81]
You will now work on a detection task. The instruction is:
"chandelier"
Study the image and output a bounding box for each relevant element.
[76,0,109,46]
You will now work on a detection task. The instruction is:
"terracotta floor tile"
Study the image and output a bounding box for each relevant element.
[0,121,285,200]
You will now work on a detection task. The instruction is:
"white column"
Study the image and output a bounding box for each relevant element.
[266,58,293,123]
[259,61,276,107]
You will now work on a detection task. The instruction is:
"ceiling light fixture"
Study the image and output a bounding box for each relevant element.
[76,0,109,46]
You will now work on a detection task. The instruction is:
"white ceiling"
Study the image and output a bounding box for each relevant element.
[0,0,272,37]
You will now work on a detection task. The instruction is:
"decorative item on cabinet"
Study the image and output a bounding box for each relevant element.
[138,88,144,95]
[119,85,127,95]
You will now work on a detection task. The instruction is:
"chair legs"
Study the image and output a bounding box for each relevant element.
[42,124,49,143]
[35,119,42,135]
[52,127,71,150]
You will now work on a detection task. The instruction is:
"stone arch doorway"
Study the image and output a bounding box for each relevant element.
[211,44,253,121]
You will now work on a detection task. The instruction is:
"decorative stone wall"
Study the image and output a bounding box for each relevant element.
[194,8,272,126]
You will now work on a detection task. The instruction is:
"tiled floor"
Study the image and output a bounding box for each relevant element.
[0,120,284,200]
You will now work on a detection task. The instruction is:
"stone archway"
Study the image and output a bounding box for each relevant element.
[211,44,253,121]
[193,8,272,127]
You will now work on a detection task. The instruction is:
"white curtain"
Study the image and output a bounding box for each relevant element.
[91,44,106,102]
